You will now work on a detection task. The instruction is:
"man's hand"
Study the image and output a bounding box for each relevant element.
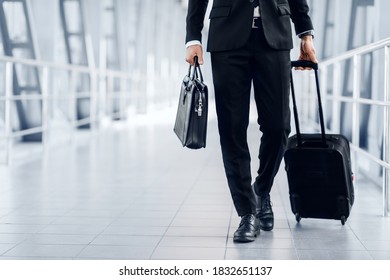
[186,44,204,65]
[296,35,318,70]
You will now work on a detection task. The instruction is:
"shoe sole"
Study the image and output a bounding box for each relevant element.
[257,215,274,231]
[233,229,260,243]
[259,225,273,231]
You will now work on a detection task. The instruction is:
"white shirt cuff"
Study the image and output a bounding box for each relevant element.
[297,30,315,38]
[186,40,202,48]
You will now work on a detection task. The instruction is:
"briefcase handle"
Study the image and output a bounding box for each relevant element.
[187,56,204,82]
[290,60,326,147]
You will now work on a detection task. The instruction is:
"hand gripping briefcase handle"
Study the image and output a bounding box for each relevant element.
[290,60,326,147]
[188,56,204,82]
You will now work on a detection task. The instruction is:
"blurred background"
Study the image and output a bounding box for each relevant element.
[0,0,389,216]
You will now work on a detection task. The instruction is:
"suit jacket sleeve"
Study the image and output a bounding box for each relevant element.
[288,0,314,35]
[186,0,209,44]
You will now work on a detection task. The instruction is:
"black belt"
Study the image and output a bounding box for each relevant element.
[252,17,261,28]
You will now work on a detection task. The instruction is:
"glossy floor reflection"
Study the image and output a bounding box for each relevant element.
[0,110,390,260]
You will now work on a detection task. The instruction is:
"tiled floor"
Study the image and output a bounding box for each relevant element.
[1,108,390,260]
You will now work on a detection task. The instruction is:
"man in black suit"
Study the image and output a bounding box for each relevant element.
[185,0,317,242]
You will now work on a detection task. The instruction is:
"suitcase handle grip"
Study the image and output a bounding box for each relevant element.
[291,60,318,70]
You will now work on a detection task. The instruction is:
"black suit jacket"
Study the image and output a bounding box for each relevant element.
[186,0,313,52]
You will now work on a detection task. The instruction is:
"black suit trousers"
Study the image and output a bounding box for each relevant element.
[211,25,291,216]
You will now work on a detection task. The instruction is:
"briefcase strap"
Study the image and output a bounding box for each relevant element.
[290,60,326,147]
[187,56,204,82]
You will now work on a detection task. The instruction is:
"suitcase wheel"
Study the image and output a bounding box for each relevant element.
[295,213,301,223]
[340,216,346,225]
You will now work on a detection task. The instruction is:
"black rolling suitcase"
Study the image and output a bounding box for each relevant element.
[284,61,354,225]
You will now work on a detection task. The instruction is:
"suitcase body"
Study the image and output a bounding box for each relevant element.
[284,61,354,225]
[284,133,354,224]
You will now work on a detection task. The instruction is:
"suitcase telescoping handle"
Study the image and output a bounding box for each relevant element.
[291,60,318,70]
[290,60,327,147]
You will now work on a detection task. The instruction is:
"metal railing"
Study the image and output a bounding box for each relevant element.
[298,38,390,216]
[0,53,183,165]
[0,55,133,165]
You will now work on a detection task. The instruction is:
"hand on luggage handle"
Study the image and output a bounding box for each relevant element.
[290,60,327,147]
[291,60,318,70]
[187,56,204,82]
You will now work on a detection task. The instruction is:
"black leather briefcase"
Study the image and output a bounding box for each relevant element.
[173,57,208,149]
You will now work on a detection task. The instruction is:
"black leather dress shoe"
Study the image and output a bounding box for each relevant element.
[233,214,260,243]
[256,195,274,231]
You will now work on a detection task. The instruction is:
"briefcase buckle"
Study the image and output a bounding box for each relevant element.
[195,98,203,117]
[252,17,260,28]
